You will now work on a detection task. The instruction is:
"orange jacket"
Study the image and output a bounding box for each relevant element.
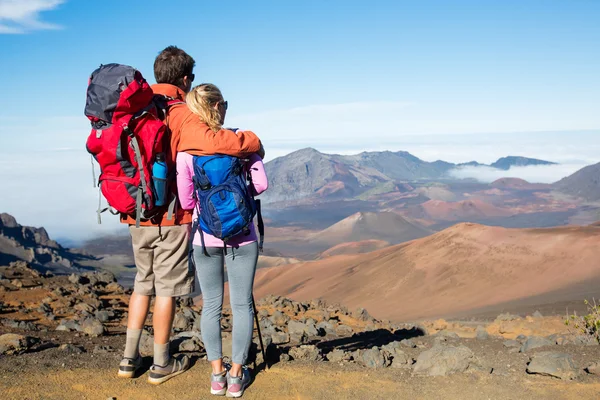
[121,84,262,226]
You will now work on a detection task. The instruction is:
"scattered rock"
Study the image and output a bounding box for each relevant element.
[503,340,520,348]
[95,310,113,323]
[362,347,390,369]
[573,335,599,346]
[353,307,374,322]
[105,282,124,293]
[178,337,203,353]
[74,302,96,313]
[172,313,192,331]
[527,352,579,380]
[413,345,479,377]
[0,333,35,355]
[68,274,86,285]
[495,313,520,322]
[80,317,105,337]
[520,336,554,353]
[289,345,323,361]
[11,279,23,288]
[269,311,289,327]
[56,320,81,332]
[431,319,448,331]
[475,326,489,340]
[316,321,336,336]
[60,344,85,354]
[271,332,290,345]
[93,345,114,354]
[139,330,153,356]
[585,362,600,376]
[326,349,351,363]
[391,351,413,369]
[532,311,544,318]
[400,339,417,348]
[335,325,353,336]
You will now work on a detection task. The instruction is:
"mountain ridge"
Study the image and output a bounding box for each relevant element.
[262,148,558,204]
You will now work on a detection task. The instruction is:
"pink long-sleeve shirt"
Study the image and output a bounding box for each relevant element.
[176,152,268,248]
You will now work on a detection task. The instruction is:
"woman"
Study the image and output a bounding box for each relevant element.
[176,83,268,398]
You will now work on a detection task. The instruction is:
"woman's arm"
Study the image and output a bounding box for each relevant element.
[176,152,196,210]
[247,153,268,196]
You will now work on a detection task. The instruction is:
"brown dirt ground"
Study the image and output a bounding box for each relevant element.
[2,330,600,400]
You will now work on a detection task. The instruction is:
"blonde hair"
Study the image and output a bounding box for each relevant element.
[186,83,225,132]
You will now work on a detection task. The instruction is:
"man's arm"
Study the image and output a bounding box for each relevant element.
[177,111,262,157]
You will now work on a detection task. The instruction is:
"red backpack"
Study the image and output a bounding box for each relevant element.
[84,64,180,227]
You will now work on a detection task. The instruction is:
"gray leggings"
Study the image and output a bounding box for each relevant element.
[193,242,258,365]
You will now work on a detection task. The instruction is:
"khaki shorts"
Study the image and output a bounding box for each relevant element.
[129,224,194,297]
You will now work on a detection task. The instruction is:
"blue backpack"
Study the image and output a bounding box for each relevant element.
[191,154,259,254]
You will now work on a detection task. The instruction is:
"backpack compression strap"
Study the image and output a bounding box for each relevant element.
[124,125,149,228]
[255,199,264,252]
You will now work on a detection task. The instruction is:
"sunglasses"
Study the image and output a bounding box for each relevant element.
[220,100,228,111]
[188,73,195,82]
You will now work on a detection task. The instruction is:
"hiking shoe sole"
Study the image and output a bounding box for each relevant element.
[118,356,142,379]
[147,355,190,385]
[147,368,188,385]
[211,387,227,396]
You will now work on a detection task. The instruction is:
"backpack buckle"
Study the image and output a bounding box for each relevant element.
[123,125,134,137]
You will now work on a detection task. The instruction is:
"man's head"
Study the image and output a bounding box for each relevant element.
[154,46,195,93]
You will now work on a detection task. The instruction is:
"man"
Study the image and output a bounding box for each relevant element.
[118,46,263,385]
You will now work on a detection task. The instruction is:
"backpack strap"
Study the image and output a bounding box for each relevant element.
[124,125,149,228]
[255,199,265,252]
[90,154,97,188]
[246,167,265,252]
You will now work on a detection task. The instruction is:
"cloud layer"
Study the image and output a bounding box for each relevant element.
[0,0,64,34]
[1,111,598,244]
[447,164,589,184]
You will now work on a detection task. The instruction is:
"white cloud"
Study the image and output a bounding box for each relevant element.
[227,101,600,151]
[447,164,590,184]
[0,0,65,34]
[1,112,598,244]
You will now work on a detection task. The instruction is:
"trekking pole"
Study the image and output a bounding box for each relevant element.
[252,294,268,370]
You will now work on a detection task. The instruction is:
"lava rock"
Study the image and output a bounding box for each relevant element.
[527,352,579,380]
[585,362,600,376]
[335,325,354,336]
[289,345,323,361]
[269,311,289,327]
[93,345,114,354]
[326,349,351,363]
[81,318,105,337]
[475,326,489,340]
[271,332,290,345]
[0,333,35,355]
[56,320,81,332]
[139,330,154,356]
[60,344,85,354]
[172,313,192,331]
[178,337,203,353]
[413,344,479,377]
[520,336,554,353]
[362,347,390,369]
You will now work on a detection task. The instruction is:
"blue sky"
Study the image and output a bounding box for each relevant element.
[0,0,599,241]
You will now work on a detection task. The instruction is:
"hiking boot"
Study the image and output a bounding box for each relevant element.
[147,355,190,385]
[118,355,142,378]
[211,370,228,396]
[226,367,251,398]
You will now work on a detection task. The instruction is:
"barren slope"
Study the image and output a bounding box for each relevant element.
[252,223,600,321]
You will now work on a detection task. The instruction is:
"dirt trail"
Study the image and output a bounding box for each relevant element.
[2,361,600,400]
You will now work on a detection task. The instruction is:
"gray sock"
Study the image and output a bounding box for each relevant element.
[154,342,170,367]
[123,328,142,359]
